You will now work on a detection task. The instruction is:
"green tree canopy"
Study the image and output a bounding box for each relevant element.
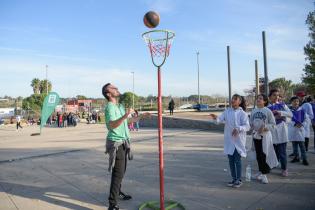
[303,10,315,94]
[22,94,46,113]
[269,77,293,101]
[119,92,138,108]
[76,95,87,99]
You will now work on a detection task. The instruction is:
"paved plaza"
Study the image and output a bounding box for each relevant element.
[0,123,314,210]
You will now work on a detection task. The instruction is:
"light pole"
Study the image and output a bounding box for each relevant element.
[196,51,200,105]
[227,46,232,107]
[46,65,48,94]
[262,31,269,96]
[131,71,135,109]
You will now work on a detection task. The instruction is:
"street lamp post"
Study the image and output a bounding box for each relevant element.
[46,65,48,94]
[131,71,135,109]
[196,51,200,105]
[262,31,269,96]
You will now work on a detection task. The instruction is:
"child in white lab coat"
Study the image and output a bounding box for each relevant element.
[268,89,292,177]
[210,94,250,188]
[289,96,309,165]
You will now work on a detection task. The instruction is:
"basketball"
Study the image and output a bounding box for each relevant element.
[143,11,160,28]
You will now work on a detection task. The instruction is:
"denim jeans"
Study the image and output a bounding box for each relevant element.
[228,149,242,182]
[273,143,287,170]
[292,141,307,160]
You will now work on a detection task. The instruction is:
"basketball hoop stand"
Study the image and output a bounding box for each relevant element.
[139,30,184,210]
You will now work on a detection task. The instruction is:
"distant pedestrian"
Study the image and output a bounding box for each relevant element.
[16,115,23,130]
[168,99,175,115]
[59,113,63,128]
[134,110,140,131]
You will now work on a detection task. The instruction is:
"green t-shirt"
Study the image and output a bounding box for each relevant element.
[105,102,130,141]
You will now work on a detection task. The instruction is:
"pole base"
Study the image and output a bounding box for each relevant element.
[139,200,185,210]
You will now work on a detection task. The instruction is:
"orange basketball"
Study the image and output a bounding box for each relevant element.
[143,11,160,28]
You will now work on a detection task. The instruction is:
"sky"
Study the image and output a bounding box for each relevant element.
[0,0,313,98]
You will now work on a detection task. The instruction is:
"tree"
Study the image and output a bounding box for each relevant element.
[119,92,139,108]
[22,94,46,113]
[292,83,308,95]
[302,10,315,94]
[76,95,87,100]
[31,78,41,94]
[269,77,293,101]
[39,79,52,94]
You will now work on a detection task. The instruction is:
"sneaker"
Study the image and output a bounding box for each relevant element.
[108,204,119,210]
[281,169,288,177]
[302,159,309,166]
[233,180,242,188]
[119,192,132,200]
[290,157,300,163]
[260,175,269,184]
[254,172,262,180]
[227,180,235,187]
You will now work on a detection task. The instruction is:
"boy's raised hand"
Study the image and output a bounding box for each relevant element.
[209,114,217,120]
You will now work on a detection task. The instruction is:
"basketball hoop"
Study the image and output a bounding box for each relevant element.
[142,29,175,68]
[141,30,184,210]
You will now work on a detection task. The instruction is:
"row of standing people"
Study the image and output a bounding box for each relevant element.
[210,89,314,187]
[48,112,78,127]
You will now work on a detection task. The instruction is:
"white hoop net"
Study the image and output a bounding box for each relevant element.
[142,30,175,67]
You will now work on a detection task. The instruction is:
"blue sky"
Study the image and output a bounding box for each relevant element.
[0,0,312,98]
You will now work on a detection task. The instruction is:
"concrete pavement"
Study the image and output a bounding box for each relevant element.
[0,124,314,210]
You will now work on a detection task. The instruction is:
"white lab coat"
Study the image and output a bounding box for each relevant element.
[301,102,314,138]
[268,103,293,145]
[216,107,250,157]
[288,107,308,142]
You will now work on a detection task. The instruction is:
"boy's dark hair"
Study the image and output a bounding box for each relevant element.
[102,83,111,100]
[258,94,269,106]
[305,96,312,103]
[290,96,299,103]
[268,88,279,97]
[232,94,246,111]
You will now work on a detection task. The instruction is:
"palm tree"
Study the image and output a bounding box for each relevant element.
[39,80,52,94]
[31,78,40,94]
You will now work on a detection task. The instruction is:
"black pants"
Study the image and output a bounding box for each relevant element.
[16,122,22,130]
[313,125,315,150]
[254,138,270,174]
[108,144,127,206]
[169,109,174,115]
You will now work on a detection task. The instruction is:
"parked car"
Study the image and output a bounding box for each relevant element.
[193,104,209,111]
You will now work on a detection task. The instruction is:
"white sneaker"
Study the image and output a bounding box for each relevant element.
[254,172,262,180]
[261,175,268,184]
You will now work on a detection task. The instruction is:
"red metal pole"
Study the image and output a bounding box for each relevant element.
[157,66,165,210]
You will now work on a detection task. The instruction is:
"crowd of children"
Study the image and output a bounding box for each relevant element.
[210,89,315,188]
